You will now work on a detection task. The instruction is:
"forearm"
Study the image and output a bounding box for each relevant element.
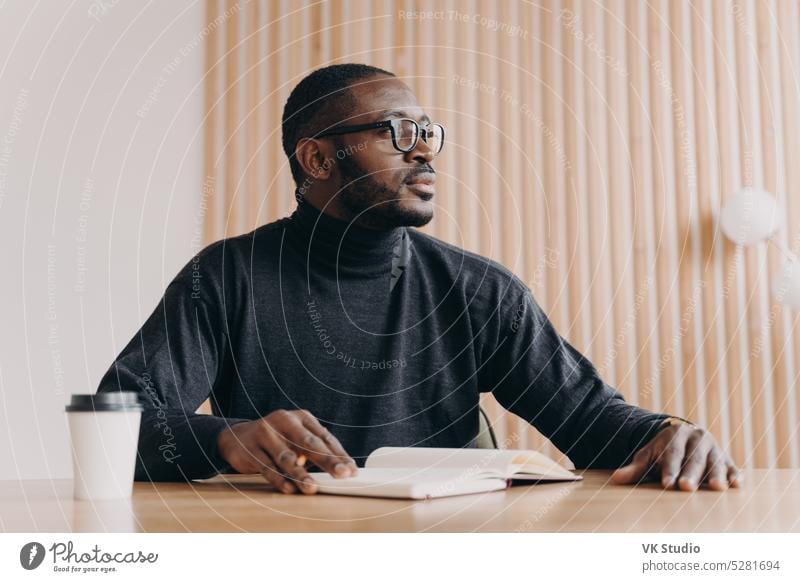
[95,267,242,481]
[484,286,678,469]
[556,388,672,469]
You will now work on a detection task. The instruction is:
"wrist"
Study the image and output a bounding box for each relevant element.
[214,420,249,469]
[216,424,237,461]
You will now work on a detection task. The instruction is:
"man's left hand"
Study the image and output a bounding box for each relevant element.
[611,423,743,491]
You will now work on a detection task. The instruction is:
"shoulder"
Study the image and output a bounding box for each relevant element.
[172,217,291,294]
[407,229,531,305]
[189,217,290,268]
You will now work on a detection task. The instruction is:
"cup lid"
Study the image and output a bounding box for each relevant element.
[65,392,144,412]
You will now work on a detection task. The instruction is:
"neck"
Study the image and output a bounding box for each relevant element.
[286,193,407,276]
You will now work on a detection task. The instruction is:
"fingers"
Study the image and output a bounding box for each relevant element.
[251,449,298,494]
[275,410,356,477]
[657,427,690,489]
[273,445,318,495]
[218,410,355,494]
[298,411,358,476]
[727,461,744,488]
[613,424,741,493]
[294,430,354,477]
[256,410,356,487]
[704,448,729,491]
[259,424,318,494]
[611,445,654,485]
[677,429,713,491]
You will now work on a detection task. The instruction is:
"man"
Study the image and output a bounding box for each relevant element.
[98,63,741,495]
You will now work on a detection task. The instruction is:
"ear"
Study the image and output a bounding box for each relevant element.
[294,138,335,182]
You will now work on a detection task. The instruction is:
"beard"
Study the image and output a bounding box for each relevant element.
[334,144,434,229]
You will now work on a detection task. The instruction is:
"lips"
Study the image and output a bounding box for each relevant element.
[406,172,436,197]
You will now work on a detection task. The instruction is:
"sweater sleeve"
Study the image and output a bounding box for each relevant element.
[96,255,251,482]
[480,284,672,469]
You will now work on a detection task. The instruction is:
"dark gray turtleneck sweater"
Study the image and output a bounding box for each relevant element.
[98,198,671,481]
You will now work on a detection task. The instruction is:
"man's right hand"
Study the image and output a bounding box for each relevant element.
[216,409,358,494]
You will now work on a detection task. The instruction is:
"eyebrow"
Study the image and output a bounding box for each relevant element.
[377,109,432,124]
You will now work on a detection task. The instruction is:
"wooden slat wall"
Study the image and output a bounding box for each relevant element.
[203,0,800,469]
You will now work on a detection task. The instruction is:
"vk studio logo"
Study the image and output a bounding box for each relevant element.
[20,542,46,570]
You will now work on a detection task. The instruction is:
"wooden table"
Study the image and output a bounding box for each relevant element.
[2,470,798,532]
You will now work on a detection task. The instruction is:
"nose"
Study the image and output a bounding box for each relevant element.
[404,135,435,164]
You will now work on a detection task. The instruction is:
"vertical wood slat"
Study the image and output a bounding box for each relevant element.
[372,0,393,74]
[266,0,282,222]
[202,0,800,468]
[223,0,239,237]
[473,0,499,442]
[349,0,368,64]
[752,0,779,465]
[439,0,458,246]
[246,0,261,231]
[733,0,771,469]
[513,0,546,454]
[413,0,436,243]
[543,0,570,335]
[495,0,520,444]
[606,0,636,406]
[483,4,501,266]
[460,0,479,258]
[776,0,800,468]
[682,0,710,428]
[588,0,616,380]
[691,0,730,452]
[762,0,797,468]
[714,0,751,466]
[668,0,702,424]
[284,0,302,218]
[758,0,787,467]
[627,0,661,415]
[787,0,800,465]
[647,0,679,415]
[562,0,590,357]
[203,0,220,245]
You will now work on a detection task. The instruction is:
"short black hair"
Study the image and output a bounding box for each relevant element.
[282,63,395,185]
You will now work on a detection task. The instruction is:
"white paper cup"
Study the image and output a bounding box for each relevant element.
[66,392,143,500]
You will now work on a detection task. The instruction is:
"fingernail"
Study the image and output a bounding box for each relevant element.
[282,482,295,494]
[334,463,347,476]
[662,477,674,488]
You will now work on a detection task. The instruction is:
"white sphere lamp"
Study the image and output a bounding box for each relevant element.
[719,188,800,308]
[719,188,782,246]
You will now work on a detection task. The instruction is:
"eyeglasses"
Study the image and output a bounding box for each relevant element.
[316,118,445,155]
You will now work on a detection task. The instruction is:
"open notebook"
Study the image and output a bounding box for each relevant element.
[310,447,581,499]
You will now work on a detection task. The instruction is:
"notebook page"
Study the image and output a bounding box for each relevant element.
[311,468,508,499]
[365,447,525,476]
[365,447,579,480]
[509,453,577,479]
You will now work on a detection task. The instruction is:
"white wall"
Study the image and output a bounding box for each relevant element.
[0,0,207,480]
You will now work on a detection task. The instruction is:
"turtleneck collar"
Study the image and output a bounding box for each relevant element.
[286,196,407,276]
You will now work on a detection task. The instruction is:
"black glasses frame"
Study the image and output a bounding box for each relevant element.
[316,118,445,154]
